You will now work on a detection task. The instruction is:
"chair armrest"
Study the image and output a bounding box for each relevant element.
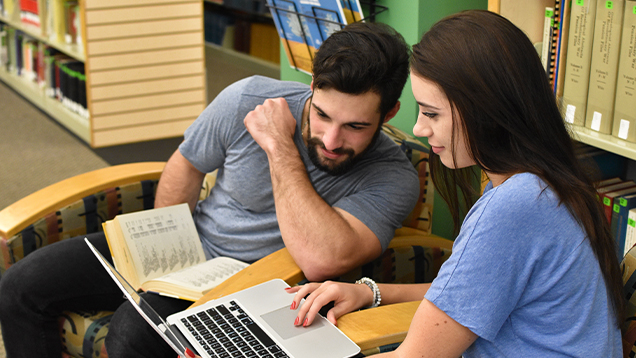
[0,162,165,239]
[190,248,305,308]
[338,301,420,351]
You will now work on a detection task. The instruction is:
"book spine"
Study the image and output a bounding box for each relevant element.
[563,0,599,126]
[543,7,555,73]
[555,0,572,97]
[585,0,626,134]
[625,208,636,256]
[617,197,636,258]
[611,0,636,142]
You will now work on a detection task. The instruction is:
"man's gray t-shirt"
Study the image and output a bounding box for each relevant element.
[180,75,419,262]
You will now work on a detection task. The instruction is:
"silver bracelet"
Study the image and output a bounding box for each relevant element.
[355,277,381,308]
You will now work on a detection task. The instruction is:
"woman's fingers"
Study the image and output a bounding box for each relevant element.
[289,281,367,327]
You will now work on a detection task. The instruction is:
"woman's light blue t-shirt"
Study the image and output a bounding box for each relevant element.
[425,173,621,357]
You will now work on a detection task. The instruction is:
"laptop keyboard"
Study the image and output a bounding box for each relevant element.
[181,300,290,358]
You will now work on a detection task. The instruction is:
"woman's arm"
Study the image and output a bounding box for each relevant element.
[288,281,431,326]
[376,299,477,358]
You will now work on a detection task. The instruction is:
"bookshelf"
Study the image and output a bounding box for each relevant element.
[202,0,280,101]
[490,0,636,162]
[0,0,207,147]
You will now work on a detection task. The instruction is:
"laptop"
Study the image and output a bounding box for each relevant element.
[85,238,361,358]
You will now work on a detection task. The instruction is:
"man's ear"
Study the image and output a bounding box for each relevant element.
[310,79,314,92]
[383,101,401,123]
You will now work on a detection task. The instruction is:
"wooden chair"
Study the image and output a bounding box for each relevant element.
[0,124,442,357]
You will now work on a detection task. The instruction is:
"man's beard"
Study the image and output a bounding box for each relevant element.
[306,117,383,176]
[306,138,358,176]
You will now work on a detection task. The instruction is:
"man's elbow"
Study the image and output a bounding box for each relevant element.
[299,257,358,282]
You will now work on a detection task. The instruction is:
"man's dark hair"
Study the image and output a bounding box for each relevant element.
[312,22,410,119]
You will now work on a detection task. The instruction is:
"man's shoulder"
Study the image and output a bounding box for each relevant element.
[235,76,310,97]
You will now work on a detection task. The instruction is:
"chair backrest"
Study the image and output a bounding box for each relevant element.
[381,124,434,235]
[0,180,159,274]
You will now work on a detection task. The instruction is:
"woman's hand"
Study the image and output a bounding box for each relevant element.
[286,281,374,327]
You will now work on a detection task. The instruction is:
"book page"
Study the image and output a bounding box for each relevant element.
[117,203,206,284]
[145,257,249,293]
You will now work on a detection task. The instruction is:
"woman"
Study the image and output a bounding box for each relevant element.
[288,10,624,357]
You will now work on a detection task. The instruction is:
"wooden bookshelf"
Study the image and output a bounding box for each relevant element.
[0,0,207,147]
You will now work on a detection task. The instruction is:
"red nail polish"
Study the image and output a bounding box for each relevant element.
[294,317,300,325]
[290,301,296,310]
[185,348,195,358]
[303,318,308,327]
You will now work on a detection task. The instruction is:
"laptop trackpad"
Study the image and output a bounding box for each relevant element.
[261,306,327,340]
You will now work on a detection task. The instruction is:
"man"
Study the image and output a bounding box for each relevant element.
[0,22,419,358]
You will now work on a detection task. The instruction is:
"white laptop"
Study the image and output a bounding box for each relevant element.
[85,238,361,358]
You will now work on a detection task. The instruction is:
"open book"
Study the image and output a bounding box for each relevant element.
[101,203,248,301]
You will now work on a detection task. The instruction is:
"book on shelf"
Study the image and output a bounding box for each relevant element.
[19,0,39,28]
[554,0,572,97]
[63,0,78,45]
[267,0,347,74]
[601,184,636,224]
[203,8,233,46]
[597,180,636,206]
[584,0,626,134]
[611,192,636,259]
[542,7,555,74]
[611,0,636,142]
[102,203,249,302]
[249,22,280,64]
[625,208,636,256]
[0,23,8,69]
[597,177,623,187]
[562,0,599,126]
[2,0,16,20]
[340,0,364,23]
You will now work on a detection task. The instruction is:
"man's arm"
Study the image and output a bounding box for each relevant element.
[155,149,206,212]
[244,98,382,281]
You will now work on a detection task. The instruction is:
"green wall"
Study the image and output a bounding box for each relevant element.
[279,0,488,239]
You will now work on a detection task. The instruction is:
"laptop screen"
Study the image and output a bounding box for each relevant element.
[84,238,188,357]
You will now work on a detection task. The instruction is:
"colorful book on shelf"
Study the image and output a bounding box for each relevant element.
[6,26,15,73]
[598,181,636,209]
[102,203,249,302]
[611,0,636,142]
[562,0,599,127]
[549,1,561,88]
[19,0,39,27]
[612,193,636,259]
[541,7,554,75]
[3,0,15,20]
[625,208,636,257]
[267,0,347,74]
[340,0,364,23]
[63,0,78,45]
[584,0,625,134]
[602,184,636,224]
[0,24,8,69]
[554,0,572,97]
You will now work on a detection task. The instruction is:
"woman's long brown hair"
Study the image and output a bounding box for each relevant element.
[411,10,624,324]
